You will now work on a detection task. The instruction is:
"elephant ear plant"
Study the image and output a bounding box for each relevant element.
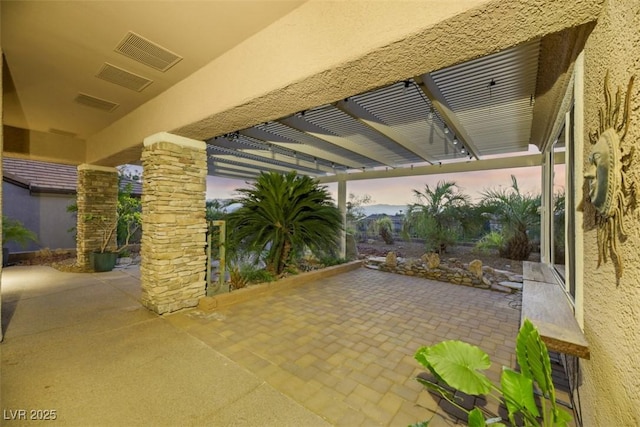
[413,319,572,427]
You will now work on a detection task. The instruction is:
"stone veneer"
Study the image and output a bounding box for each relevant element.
[76,165,119,269]
[140,133,207,314]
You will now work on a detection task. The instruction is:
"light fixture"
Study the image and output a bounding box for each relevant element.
[403,80,410,94]
[428,107,434,120]
[461,147,466,154]
[444,124,449,135]
[453,135,458,145]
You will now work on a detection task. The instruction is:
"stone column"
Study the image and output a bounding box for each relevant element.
[76,164,119,270]
[140,132,207,314]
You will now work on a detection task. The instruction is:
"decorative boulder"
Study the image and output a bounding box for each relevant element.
[385,251,397,268]
[423,252,440,269]
[469,259,483,279]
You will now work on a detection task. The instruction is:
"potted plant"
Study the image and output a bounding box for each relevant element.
[85,214,119,272]
[2,215,38,267]
[85,183,142,272]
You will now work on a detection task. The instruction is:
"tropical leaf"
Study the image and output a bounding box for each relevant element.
[552,406,573,426]
[422,341,492,395]
[226,171,342,275]
[500,368,539,419]
[468,408,487,427]
[516,319,554,398]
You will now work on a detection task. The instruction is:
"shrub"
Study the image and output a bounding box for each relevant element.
[474,232,505,255]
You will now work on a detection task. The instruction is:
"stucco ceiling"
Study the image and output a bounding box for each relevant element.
[1,0,306,139]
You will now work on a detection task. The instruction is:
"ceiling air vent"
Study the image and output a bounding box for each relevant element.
[96,63,153,92]
[115,31,182,72]
[74,93,119,112]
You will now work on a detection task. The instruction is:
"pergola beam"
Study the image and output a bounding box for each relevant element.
[210,154,323,176]
[279,115,395,168]
[316,153,563,183]
[240,128,359,170]
[335,99,436,164]
[415,74,481,160]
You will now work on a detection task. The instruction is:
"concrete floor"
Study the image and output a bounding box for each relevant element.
[1,265,523,426]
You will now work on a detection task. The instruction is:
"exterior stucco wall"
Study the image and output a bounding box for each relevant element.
[581,1,640,425]
[2,181,76,252]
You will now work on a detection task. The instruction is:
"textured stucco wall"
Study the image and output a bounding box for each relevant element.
[581,0,640,425]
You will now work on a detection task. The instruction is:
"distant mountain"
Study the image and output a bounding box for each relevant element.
[362,204,408,216]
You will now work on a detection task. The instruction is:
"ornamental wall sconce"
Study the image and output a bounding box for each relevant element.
[584,71,636,283]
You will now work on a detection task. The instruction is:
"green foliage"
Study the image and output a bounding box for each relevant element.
[2,215,38,248]
[241,265,276,284]
[66,169,141,252]
[414,319,572,427]
[318,255,348,267]
[375,216,394,244]
[474,232,505,255]
[206,199,228,222]
[226,171,343,275]
[480,176,541,261]
[346,193,374,241]
[116,181,142,250]
[403,181,470,253]
[229,265,248,290]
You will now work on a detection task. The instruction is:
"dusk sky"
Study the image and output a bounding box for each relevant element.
[206,164,567,206]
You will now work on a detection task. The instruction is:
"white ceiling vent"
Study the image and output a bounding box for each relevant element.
[115,31,182,72]
[74,93,119,112]
[96,63,153,92]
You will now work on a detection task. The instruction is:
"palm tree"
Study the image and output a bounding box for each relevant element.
[403,181,470,253]
[480,175,541,261]
[226,171,342,275]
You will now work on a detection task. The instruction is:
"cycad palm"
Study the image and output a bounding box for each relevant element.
[226,171,342,275]
[481,175,540,260]
[403,181,470,253]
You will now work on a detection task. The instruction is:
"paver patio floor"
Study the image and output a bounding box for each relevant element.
[166,267,523,426]
[2,265,523,426]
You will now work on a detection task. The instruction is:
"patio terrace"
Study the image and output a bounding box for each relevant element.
[2,264,560,426]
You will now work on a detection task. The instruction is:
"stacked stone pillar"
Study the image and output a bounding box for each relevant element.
[140,132,207,314]
[76,164,119,269]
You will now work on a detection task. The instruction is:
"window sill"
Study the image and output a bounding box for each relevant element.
[522,261,589,359]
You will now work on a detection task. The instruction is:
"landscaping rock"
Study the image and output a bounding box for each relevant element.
[491,283,512,293]
[469,259,483,279]
[424,252,440,269]
[499,281,523,291]
[385,251,397,268]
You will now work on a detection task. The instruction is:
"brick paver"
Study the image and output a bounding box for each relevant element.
[169,268,522,426]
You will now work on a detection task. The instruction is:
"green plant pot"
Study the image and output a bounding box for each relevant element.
[90,252,118,272]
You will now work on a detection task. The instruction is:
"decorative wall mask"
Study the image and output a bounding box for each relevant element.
[585,71,635,282]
